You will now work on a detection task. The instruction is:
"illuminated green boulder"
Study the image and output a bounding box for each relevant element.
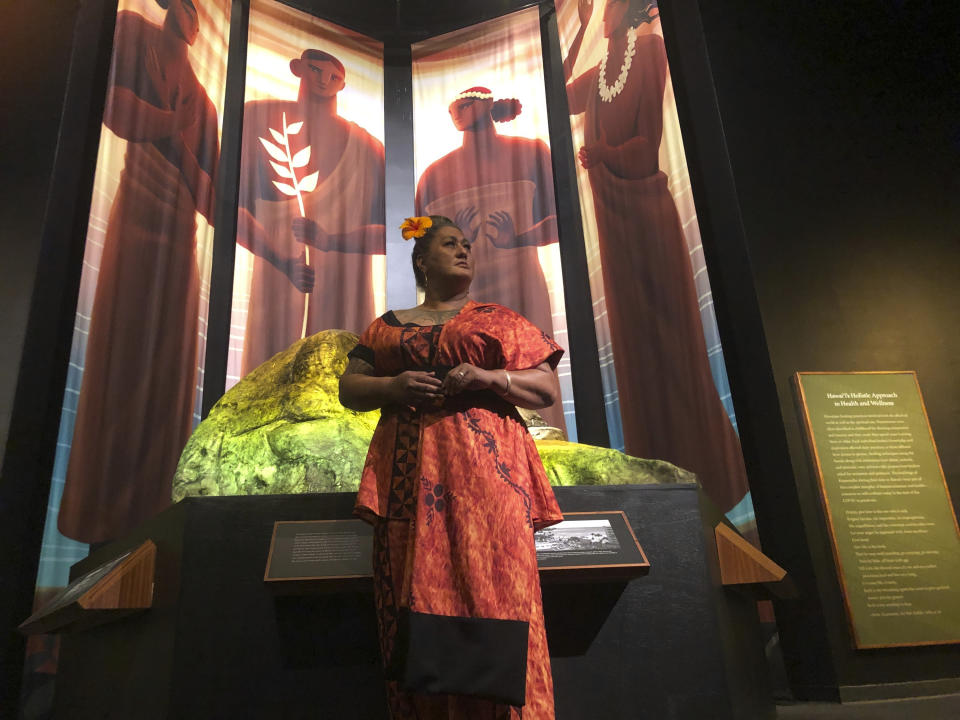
[536,439,694,486]
[173,330,378,499]
[173,330,694,499]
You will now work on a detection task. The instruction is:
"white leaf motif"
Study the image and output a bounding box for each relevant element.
[269,127,285,145]
[286,121,304,135]
[291,146,311,169]
[258,137,288,163]
[269,161,293,179]
[298,171,319,194]
[272,180,299,197]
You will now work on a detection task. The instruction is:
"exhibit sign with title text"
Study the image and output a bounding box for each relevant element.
[794,371,960,648]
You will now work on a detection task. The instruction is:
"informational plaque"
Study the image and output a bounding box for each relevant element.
[794,371,960,648]
[264,520,373,591]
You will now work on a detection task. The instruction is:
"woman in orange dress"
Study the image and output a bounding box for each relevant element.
[341,215,563,718]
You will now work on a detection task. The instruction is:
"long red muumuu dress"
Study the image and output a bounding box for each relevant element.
[352,300,563,719]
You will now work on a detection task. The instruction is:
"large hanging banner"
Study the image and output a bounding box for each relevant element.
[411,8,577,438]
[227,0,385,387]
[557,0,754,523]
[38,0,231,570]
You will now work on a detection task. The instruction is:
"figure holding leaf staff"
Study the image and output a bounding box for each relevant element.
[237,49,386,374]
[258,110,319,338]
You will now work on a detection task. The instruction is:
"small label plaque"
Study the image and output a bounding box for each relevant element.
[264,520,373,586]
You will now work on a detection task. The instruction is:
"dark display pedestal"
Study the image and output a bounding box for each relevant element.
[53,485,773,719]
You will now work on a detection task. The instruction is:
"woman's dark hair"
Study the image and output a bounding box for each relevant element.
[626,0,659,27]
[410,215,460,289]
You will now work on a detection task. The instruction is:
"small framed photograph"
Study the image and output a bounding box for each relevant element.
[535,511,649,580]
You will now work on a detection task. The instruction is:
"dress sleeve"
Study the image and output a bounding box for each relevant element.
[497,309,564,371]
[347,318,379,367]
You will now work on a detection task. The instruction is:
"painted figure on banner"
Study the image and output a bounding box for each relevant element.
[563,0,750,513]
[59,0,221,543]
[415,87,566,433]
[238,49,386,375]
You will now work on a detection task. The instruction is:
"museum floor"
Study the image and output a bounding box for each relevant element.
[776,694,960,719]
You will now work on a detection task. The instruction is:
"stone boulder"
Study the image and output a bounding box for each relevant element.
[173,330,694,500]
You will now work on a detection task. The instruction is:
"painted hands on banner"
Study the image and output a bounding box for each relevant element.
[454,206,518,248]
[579,129,612,169]
[578,0,594,26]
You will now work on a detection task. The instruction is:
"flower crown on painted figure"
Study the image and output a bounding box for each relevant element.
[400,216,433,240]
[451,86,523,123]
[453,88,494,101]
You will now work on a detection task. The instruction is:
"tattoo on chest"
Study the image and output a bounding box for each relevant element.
[397,308,461,326]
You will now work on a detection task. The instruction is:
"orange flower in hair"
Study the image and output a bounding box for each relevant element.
[400,216,432,240]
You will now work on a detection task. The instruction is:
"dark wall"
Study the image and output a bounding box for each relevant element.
[0,1,115,713]
[0,2,83,714]
[0,0,79,471]
[697,0,960,696]
[289,0,539,41]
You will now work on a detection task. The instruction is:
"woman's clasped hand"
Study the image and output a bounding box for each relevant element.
[388,364,506,406]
